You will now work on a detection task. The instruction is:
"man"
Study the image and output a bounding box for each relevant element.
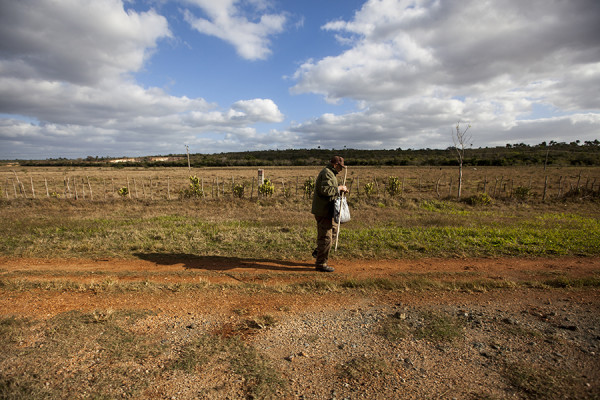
[311,156,348,272]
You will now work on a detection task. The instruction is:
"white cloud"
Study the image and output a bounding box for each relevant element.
[0,0,171,85]
[0,0,286,158]
[231,99,284,123]
[291,0,600,149]
[182,0,286,60]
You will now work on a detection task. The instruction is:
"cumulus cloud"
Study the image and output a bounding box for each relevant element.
[291,0,600,148]
[182,0,286,60]
[0,0,170,85]
[0,0,285,158]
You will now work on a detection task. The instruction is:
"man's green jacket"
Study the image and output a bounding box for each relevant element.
[311,165,340,217]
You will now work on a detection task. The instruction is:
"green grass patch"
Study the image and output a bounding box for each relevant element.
[1,199,599,260]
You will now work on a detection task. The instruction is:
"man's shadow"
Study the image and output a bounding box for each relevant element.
[133,252,313,272]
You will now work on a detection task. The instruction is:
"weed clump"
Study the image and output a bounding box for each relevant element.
[181,175,204,198]
[258,179,275,197]
[463,192,493,206]
[386,176,402,197]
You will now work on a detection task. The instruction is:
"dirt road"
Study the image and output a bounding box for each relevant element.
[1,256,599,399]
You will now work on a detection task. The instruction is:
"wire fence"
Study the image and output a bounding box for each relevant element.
[3,167,599,202]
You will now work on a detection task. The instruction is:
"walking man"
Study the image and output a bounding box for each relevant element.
[311,156,348,272]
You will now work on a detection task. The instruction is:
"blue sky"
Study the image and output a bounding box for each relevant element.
[1,0,599,159]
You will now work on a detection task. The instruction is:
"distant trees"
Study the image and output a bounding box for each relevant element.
[8,139,600,167]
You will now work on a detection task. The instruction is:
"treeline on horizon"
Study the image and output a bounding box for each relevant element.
[8,140,600,168]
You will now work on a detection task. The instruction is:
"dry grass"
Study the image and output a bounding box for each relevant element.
[2,165,599,201]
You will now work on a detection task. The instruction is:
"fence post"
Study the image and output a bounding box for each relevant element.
[87,176,93,200]
[558,176,563,197]
[167,176,171,200]
[348,177,354,197]
[13,172,25,198]
[542,176,548,201]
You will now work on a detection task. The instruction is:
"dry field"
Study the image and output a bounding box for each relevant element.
[2,165,599,201]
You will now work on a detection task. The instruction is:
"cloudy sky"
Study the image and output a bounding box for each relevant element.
[1,0,599,159]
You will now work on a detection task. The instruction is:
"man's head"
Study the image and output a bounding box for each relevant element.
[330,156,345,172]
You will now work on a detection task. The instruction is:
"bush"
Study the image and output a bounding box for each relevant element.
[258,179,274,197]
[513,186,532,201]
[233,184,244,198]
[181,175,204,198]
[303,178,314,198]
[363,182,375,197]
[117,186,129,197]
[464,192,493,206]
[386,176,402,197]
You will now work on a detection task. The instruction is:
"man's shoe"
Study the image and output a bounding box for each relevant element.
[316,264,334,272]
[312,248,318,258]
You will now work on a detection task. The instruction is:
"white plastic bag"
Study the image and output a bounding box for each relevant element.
[334,196,351,224]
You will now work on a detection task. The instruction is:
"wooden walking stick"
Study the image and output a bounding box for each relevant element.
[334,167,348,252]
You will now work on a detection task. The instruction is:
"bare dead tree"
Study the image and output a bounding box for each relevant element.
[452,121,472,199]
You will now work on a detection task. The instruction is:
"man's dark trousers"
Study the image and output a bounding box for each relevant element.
[315,214,338,266]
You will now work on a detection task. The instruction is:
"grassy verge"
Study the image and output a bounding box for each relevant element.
[0,197,599,260]
[1,274,599,294]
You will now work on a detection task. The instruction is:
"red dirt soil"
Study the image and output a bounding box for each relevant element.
[1,256,598,319]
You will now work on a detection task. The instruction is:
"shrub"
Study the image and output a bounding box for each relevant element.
[117,186,129,197]
[513,186,532,201]
[233,184,244,198]
[363,182,375,197]
[258,179,274,197]
[303,178,314,198]
[386,176,402,197]
[464,192,493,205]
[181,175,204,198]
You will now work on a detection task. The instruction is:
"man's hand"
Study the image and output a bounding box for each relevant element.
[338,185,348,193]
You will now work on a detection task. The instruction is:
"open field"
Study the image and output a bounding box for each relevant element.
[2,165,600,201]
[1,166,599,399]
